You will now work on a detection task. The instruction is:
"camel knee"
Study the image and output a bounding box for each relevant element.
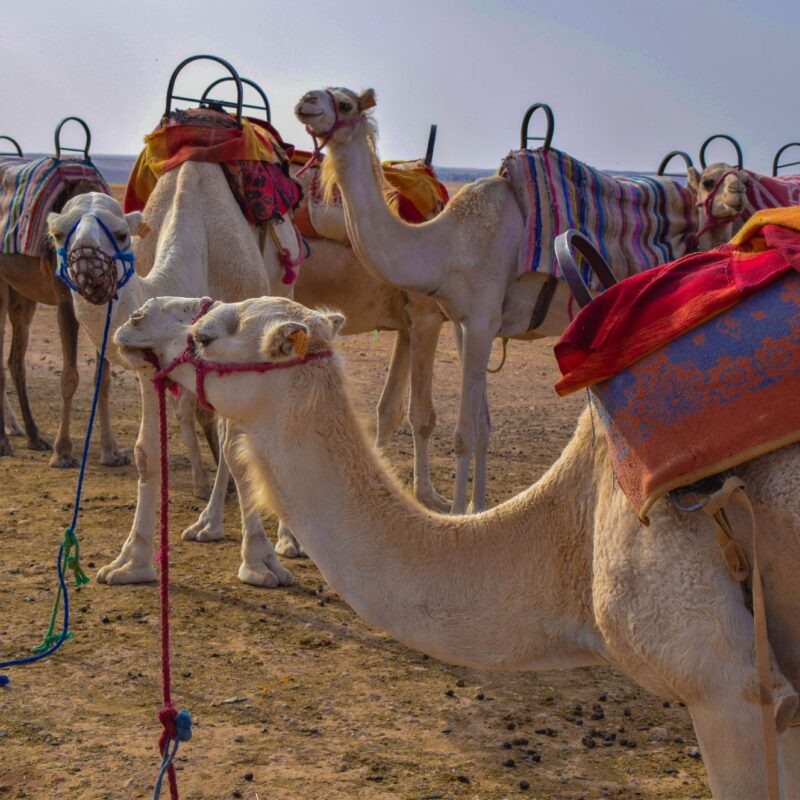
[412,409,436,442]
[134,443,153,480]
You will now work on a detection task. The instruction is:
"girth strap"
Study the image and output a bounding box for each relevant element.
[702,476,780,800]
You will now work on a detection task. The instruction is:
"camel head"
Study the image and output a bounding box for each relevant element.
[687,162,749,220]
[294,87,377,144]
[47,192,144,305]
[114,295,345,417]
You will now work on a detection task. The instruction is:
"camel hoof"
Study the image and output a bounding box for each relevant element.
[99,448,132,467]
[238,558,294,588]
[275,538,306,559]
[97,562,157,585]
[417,490,451,513]
[181,521,225,542]
[49,452,80,469]
[0,438,14,457]
[27,436,52,452]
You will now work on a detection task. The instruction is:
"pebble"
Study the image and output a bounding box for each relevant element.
[619,738,637,748]
[232,791,242,799]
[456,774,470,783]
[687,746,702,760]
[244,772,253,781]
[506,722,516,731]
[444,689,454,697]
[475,692,485,701]
[101,615,110,624]
[455,679,465,687]
[503,758,516,768]
[581,736,596,748]
[519,780,530,791]
[511,737,528,746]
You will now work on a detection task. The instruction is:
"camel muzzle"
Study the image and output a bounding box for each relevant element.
[67,244,118,305]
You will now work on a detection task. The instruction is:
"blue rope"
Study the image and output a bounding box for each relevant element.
[0,300,113,684]
[153,709,192,799]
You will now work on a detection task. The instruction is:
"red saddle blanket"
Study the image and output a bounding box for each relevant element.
[124,108,301,225]
[554,207,800,396]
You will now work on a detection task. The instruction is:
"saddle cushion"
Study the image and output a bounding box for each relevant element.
[554,206,800,520]
[124,108,301,224]
[0,156,109,256]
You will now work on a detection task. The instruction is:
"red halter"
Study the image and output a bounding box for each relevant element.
[688,169,747,251]
[145,298,333,411]
[296,90,365,177]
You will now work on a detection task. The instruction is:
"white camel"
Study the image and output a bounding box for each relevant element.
[687,163,749,248]
[47,167,301,588]
[114,293,800,800]
[295,87,695,514]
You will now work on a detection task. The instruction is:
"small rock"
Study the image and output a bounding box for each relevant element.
[444,689,454,697]
[506,722,516,731]
[455,679,465,687]
[232,791,242,799]
[619,738,637,748]
[687,746,702,760]
[662,699,672,708]
[581,736,596,748]
[456,775,470,784]
[519,780,530,791]
[501,741,512,749]
[511,737,529,746]
[244,772,253,781]
[475,692,485,701]
[503,758,516,768]
[101,616,110,624]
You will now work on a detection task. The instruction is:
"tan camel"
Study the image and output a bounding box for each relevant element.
[687,163,749,248]
[0,207,128,467]
[115,293,800,800]
[295,87,591,514]
[2,387,23,435]
[47,166,302,588]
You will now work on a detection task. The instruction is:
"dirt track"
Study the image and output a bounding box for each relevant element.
[0,302,710,799]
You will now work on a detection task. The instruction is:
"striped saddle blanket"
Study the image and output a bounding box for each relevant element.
[744,170,800,220]
[502,148,698,289]
[0,156,109,256]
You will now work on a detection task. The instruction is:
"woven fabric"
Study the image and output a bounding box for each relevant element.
[502,148,697,288]
[123,108,300,220]
[0,156,109,256]
[743,170,800,220]
[554,207,800,396]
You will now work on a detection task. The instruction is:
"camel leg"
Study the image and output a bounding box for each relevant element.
[406,304,448,511]
[275,519,305,559]
[181,415,228,542]
[451,320,495,514]
[96,372,158,584]
[470,381,491,513]
[196,403,219,464]
[3,390,23,436]
[173,390,211,499]
[49,287,80,467]
[96,353,131,466]
[0,282,12,455]
[7,290,51,452]
[375,329,411,448]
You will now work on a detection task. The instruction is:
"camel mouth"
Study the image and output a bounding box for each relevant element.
[114,342,152,371]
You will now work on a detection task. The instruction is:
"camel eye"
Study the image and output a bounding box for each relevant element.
[115,231,128,243]
[702,178,715,189]
[339,101,352,113]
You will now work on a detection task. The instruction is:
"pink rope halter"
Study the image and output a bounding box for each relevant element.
[295,90,365,177]
[688,169,747,251]
[149,298,334,412]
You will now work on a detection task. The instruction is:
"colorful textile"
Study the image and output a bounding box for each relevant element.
[553,207,800,396]
[0,156,109,256]
[123,108,301,222]
[502,148,697,289]
[381,160,449,222]
[589,271,800,520]
[742,170,800,221]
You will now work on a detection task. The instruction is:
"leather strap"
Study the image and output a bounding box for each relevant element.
[702,477,780,800]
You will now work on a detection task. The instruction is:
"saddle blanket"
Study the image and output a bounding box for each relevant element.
[554,206,800,520]
[291,151,448,239]
[554,206,800,396]
[742,170,800,221]
[0,156,109,256]
[502,148,697,289]
[124,108,301,226]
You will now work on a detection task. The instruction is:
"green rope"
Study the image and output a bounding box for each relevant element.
[31,527,90,654]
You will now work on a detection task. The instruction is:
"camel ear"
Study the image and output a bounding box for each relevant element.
[687,166,700,190]
[47,211,64,238]
[325,312,345,338]
[358,89,377,112]
[125,211,145,236]
[261,321,309,359]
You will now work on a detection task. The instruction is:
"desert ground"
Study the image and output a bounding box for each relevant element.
[1,189,709,800]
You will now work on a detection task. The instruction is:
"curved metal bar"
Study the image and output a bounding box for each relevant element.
[554,229,618,309]
[520,103,554,151]
[200,76,271,122]
[699,134,743,169]
[54,117,91,161]
[657,150,694,177]
[0,136,23,156]
[772,142,800,177]
[424,124,437,166]
[165,55,243,126]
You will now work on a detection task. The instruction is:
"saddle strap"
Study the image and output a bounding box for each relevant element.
[702,476,780,800]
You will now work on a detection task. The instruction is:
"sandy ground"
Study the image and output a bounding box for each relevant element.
[0,299,714,800]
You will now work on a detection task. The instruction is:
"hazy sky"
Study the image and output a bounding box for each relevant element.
[5,0,799,174]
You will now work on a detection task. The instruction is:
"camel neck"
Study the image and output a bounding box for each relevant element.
[244,368,604,671]
[326,130,443,295]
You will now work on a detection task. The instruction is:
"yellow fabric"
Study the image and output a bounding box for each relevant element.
[730,205,800,250]
[380,160,448,220]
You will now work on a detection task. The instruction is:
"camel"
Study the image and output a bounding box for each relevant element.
[687,163,749,248]
[2,388,23,435]
[47,167,301,588]
[294,87,696,514]
[0,192,128,467]
[114,293,800,800]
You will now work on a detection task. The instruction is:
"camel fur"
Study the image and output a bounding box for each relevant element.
[115,293,800,800]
